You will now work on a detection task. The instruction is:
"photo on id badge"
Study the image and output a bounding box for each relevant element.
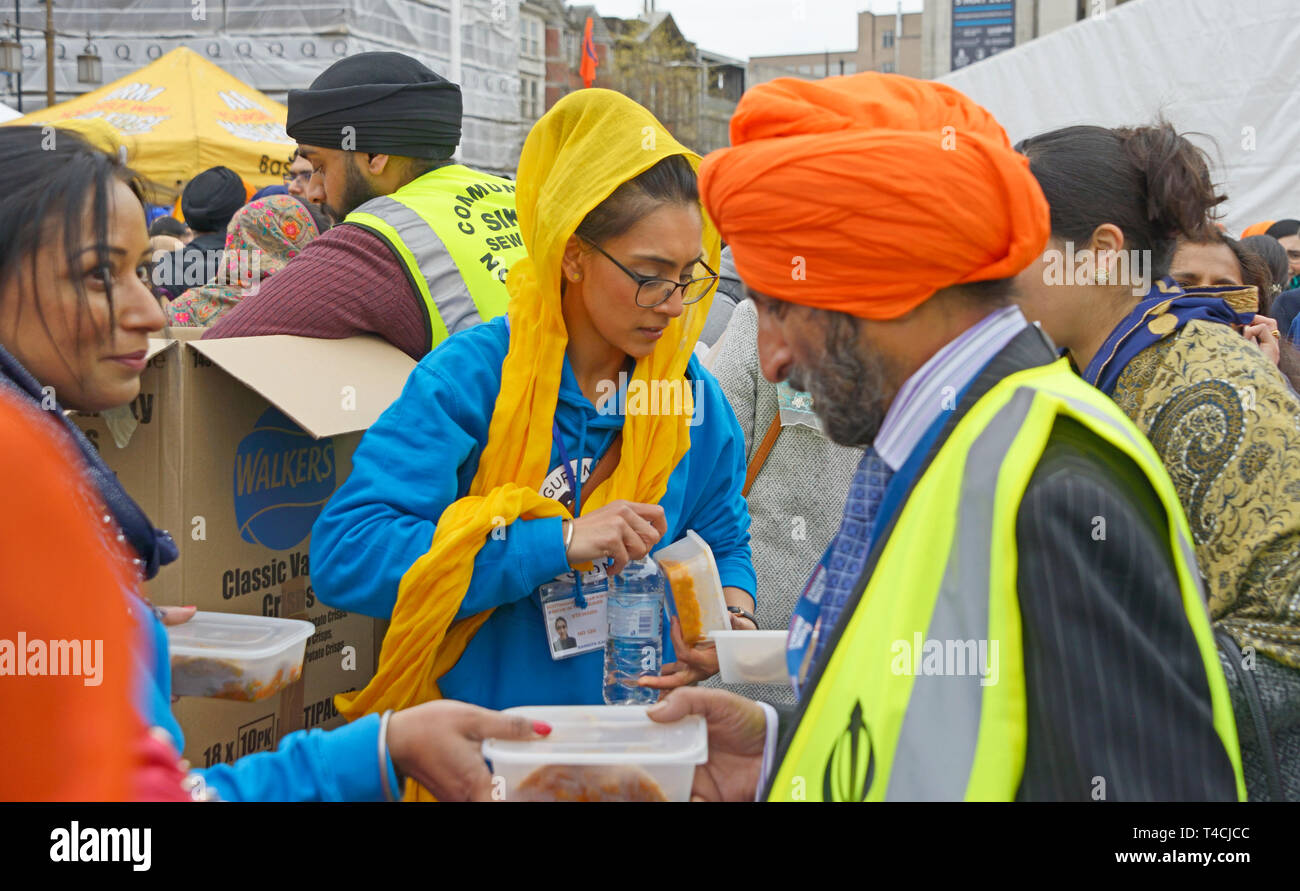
[542,569,608,660]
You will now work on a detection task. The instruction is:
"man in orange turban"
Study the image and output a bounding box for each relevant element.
[1240,220,1275,238]
[648,73,1244,802]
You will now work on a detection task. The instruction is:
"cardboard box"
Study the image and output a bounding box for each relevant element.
[70,335,414,764]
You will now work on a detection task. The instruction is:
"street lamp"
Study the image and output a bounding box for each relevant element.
[76,38,100,84]
[3,7,105,108]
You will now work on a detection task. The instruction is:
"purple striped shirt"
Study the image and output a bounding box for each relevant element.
[873,305,1028,471]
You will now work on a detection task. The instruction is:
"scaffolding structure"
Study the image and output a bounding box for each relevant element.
[2,0,524,175]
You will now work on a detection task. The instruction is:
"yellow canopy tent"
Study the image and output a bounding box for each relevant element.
[2,46,297,203]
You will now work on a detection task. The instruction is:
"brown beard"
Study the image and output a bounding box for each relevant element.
[324,159,381,221]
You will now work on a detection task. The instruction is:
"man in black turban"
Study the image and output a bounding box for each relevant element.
[156,165,246,294]
[182,165,246,234]
[204,51,525,362]
[286,52,463,223]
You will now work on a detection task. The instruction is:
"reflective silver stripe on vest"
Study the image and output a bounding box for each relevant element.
[358,196,483,334]
[885,386,1037,801]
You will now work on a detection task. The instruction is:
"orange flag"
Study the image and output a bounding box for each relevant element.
[580,17,598,88]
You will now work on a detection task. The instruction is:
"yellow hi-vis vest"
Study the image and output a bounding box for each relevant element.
[768,359,1246,802]
[345,164,527,349]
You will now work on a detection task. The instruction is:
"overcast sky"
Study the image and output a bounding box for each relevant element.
[591,0,926,60]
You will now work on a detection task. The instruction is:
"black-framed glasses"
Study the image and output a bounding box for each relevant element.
[583,238,719,308]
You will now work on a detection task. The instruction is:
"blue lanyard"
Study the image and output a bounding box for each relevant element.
[551,418,586,607]
[552,418,620,519]
[552,418,585,517]
[550,418,616,609]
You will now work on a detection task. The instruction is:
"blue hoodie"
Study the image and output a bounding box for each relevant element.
[311,315,756,710]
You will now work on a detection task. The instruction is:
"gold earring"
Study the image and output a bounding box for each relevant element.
[1096,268,1110,285]
[571,272,582,282]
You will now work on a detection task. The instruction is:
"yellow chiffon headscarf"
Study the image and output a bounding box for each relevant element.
[334,89,721,799]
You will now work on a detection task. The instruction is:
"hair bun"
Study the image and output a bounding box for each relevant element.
[1114,123,1225,241]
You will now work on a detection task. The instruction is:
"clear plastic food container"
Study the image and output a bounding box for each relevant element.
[712,630,790,685]
[482,705,707,802]
[168,611,315,702]
[654,529,730,647]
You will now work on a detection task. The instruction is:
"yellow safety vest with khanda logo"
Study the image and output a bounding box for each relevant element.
[346,164,528,349]
[768,359,1246,802]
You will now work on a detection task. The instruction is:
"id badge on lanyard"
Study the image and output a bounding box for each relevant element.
[786,546,833,698]
[540,566,609,660]
[539,418,611,661]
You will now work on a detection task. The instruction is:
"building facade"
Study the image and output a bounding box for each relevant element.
[5,1,741,172]
[601,10,703,150]
[698,48,744,155]
[923,0,1137,79]
[534,1,612,114]
[599,9,742,155]
[748,9,923,87]
[749,50,859,85]
[859,8,923,76]
[519,1,549,122]
[525,3,738,156]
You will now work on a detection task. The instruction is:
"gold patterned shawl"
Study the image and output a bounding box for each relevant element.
[1112,320,1300,668]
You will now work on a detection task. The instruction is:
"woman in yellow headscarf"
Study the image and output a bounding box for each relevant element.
[311,90,758,761]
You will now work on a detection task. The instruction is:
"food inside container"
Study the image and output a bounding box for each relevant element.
[712,630,790,685]
[168,611,315,701]
[654,530,730,647]
[516,765,668,802]
[482,705,707,802]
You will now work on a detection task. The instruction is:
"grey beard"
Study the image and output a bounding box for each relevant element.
[787,312,893,449]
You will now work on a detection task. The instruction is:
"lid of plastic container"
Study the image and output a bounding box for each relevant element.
[482,706,708,766]
[654,529,730,640]
[167,611,316,661]
[711,630,791,686]
[711,630,789,645]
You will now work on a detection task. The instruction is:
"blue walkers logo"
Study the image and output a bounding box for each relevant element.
[233,407,336,550]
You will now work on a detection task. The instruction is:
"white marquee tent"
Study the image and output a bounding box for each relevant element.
[941,0,1300,232]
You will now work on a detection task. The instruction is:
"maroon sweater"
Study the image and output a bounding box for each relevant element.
[202,223,430,360]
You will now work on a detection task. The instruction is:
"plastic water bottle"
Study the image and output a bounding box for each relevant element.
[603,558,665,705]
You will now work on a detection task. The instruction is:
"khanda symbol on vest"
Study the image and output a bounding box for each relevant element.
[823,700,874,802]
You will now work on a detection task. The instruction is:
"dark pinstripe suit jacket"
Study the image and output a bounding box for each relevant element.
[772,324,1239,801]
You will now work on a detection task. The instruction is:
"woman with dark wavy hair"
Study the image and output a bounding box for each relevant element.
[0,125,541,801]
[1242,233,1300,340]
[1013,122,1300,801]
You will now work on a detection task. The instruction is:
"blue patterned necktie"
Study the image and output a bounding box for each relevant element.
[810,446,895,667]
